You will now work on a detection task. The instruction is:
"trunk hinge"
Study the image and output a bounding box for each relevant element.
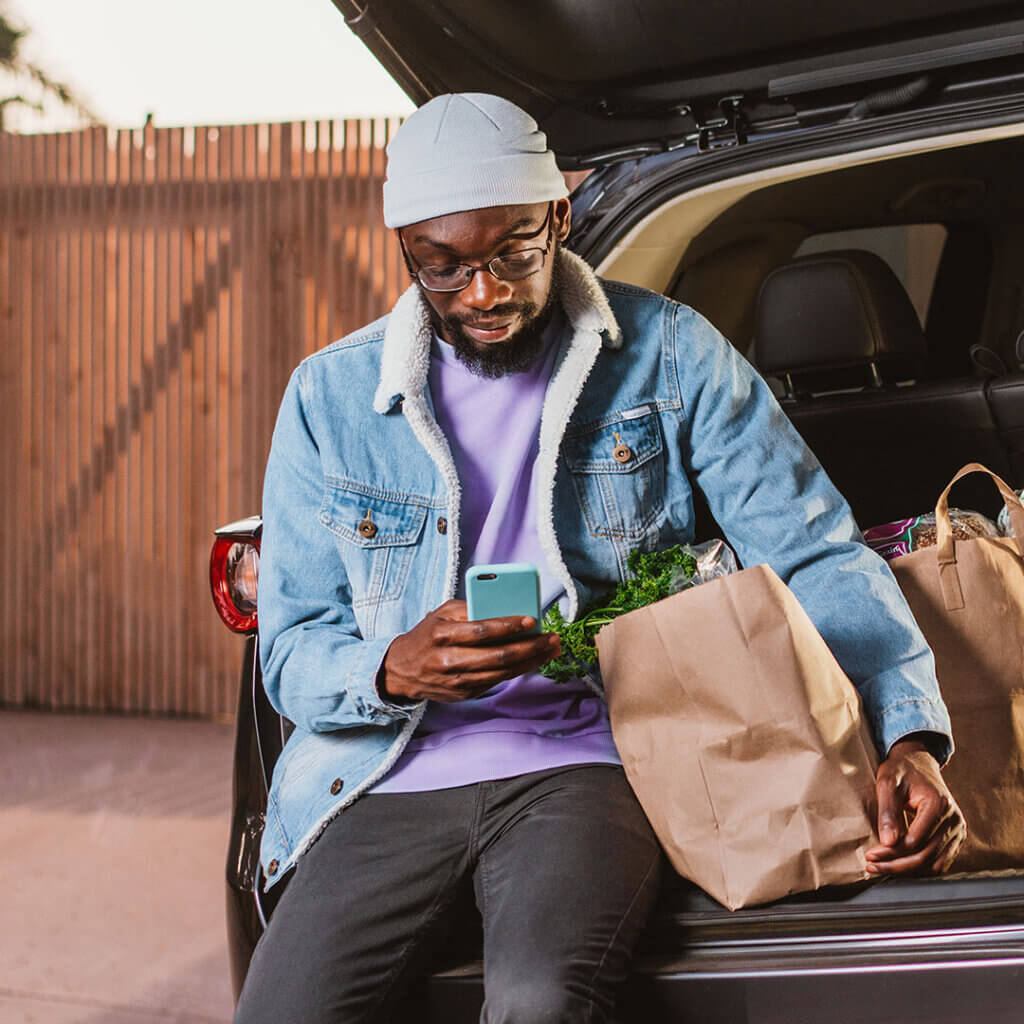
[342,1,377,37]
[695,95,747,153]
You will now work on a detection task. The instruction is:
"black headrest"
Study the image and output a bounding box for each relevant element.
[754,250,927,381]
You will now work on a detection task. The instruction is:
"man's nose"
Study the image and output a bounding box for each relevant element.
[459,268,512,309]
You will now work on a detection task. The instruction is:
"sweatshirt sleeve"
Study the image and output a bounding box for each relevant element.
[256,364,419,732]
[673,304,953,763]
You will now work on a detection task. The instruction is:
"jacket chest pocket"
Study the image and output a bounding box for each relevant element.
[318,479,429,611]
[562,408,666,542]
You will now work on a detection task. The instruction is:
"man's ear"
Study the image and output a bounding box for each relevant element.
[554,198,572,242]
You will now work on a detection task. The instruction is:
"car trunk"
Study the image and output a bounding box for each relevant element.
[330,0,1024,166]
[403,871,1024,1020]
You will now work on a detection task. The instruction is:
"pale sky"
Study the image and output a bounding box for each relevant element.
[5,0,415,132]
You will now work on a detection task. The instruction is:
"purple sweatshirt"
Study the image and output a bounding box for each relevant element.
[370,314,620,792]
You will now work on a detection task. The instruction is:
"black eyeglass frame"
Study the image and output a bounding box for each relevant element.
[398,203,555,293]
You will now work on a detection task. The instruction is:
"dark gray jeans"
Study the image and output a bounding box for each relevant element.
[233,764,662,1024]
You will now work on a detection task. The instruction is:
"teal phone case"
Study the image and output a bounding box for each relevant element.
[466,563,541,634]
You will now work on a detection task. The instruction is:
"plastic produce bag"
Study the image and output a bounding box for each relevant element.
[692,537,739,584]
[639,538,739,598]
[997,488,1024,536]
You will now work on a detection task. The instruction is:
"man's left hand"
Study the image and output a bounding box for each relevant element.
[865,736,967,876]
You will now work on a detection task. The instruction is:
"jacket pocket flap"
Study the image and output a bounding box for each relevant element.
[319,481,429,547]
[563,409,662,473]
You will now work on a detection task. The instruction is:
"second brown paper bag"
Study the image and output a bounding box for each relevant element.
[889,463,1024,870]
[596,563,879,910]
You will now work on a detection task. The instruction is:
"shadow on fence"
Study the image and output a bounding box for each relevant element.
[0,119,407,717]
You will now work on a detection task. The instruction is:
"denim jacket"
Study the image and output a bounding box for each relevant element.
[257,249,952,887]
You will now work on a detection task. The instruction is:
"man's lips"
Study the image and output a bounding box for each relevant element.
[461,319,514,341]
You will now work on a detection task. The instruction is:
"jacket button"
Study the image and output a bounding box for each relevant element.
[267,859,279,876]
[437,517,448,534]
[330,778,343,795]
[357,516,378,539]
[612,431,634,464]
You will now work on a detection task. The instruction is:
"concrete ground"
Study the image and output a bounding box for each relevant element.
[1,710,236,1024]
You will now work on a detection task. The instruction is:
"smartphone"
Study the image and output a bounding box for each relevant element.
[466,563,542,636]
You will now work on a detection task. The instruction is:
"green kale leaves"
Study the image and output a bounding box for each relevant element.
[539,544,697,684]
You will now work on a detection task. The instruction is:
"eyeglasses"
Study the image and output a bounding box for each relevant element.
[399,204,554,293]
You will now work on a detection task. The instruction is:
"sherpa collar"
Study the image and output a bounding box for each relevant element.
[372,248,622,414]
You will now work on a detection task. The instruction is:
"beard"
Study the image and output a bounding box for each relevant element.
[424,248,562,379]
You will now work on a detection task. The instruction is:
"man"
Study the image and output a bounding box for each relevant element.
[234,94,965,1023]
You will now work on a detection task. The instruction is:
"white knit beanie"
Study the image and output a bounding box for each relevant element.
[382,93,568,229]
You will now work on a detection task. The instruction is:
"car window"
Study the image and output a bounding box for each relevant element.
[794,224,948,328]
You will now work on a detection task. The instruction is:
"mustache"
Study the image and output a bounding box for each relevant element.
[445,304,533,327]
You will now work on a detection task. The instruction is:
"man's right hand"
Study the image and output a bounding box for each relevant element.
[377,599,561,703]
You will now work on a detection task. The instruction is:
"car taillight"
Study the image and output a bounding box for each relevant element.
[210,535,261,634]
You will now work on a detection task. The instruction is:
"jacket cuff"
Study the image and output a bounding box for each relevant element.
[871,696,954,767]
[345,634,421,721]
[886,729,952,767]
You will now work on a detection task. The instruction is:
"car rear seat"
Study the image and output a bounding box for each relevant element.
[752,249,1019,528]
[986,377,1024,487]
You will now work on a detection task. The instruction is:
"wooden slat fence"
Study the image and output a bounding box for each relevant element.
[0,119,409,717]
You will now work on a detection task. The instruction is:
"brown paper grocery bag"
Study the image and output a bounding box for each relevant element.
[889,463,1024,871]
[596,563,880,910]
